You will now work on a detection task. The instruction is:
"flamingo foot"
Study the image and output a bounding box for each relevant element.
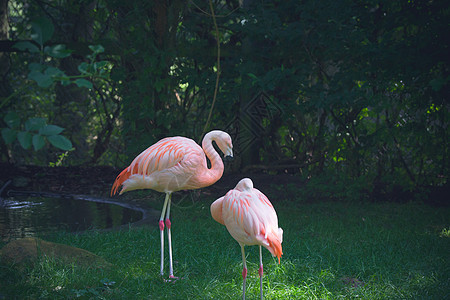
[163,274,181,283]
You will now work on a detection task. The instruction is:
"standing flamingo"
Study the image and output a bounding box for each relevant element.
[211,178,283,299]
[111,130,233,279]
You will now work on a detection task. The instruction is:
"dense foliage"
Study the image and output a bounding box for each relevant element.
[0,0,448,199]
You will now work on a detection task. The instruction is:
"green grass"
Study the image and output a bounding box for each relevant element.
[1,197,449,299]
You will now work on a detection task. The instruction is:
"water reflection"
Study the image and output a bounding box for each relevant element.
[0,196,142,242]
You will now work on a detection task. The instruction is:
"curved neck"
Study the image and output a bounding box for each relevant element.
[202,132,224,181]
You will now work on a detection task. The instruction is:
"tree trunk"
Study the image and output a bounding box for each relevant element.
[0,0,12,162]
[0,0,11,97]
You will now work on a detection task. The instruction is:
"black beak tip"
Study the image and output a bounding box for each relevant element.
[224,155,234,162]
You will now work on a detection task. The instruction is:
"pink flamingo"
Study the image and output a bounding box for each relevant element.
[211,178,283,299]
[111,130,233,279]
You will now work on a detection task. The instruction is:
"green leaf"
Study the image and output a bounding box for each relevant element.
[28,66,65,87]
[88,45,105,54]
[4,111,20,128]
[25,117,46,131]
[17,131,32,149]
[60,79,72,86]
[1,128,17,144]
[32,134,45,151]
[13,41,40,53]
[429,77,447,92]
[94,61,108,70]
[45,66,64,77]
[31,17,54,46]
[154,80,164,92]
[111,66,126,81]
[78,62,90,74]
[47,135,73,150]
[39,124,64,135]
[74,79,93,89]
[28,63,46,72]
[44,44,72,58]
[28,70,53,88]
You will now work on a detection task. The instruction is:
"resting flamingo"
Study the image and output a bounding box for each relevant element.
[111,130,233,279]
[211,178,283,299]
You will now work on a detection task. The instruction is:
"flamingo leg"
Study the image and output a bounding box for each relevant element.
[259,245,263,300]
[165,193,176,279]
[159,193,170,276]
[241,244,247,300]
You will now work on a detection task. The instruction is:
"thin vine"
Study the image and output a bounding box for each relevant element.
[201,0,221,139]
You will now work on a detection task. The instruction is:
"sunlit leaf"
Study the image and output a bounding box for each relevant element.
[93,61,108,71]
[47,135,73,150]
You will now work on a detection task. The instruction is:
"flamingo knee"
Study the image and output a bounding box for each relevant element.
[165,218,171,229]
[242,267,248,279]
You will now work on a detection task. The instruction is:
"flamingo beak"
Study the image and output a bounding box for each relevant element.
[224,148,233,162]
[224,155,234,162]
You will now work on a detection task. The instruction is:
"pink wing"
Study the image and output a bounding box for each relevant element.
[111,136,204,195]
[220,187,283,262]
[132,137,199,174]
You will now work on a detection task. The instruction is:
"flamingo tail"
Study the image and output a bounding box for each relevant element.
[266,230,283,264]
[111,167,131,196]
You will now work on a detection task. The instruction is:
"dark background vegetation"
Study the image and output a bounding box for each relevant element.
[0,0,448,203]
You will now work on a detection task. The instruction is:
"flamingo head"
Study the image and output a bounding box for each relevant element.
[235,178,253,192]
[211,130,233,160]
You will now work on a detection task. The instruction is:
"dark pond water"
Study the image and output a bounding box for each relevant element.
[0,195,143,242]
